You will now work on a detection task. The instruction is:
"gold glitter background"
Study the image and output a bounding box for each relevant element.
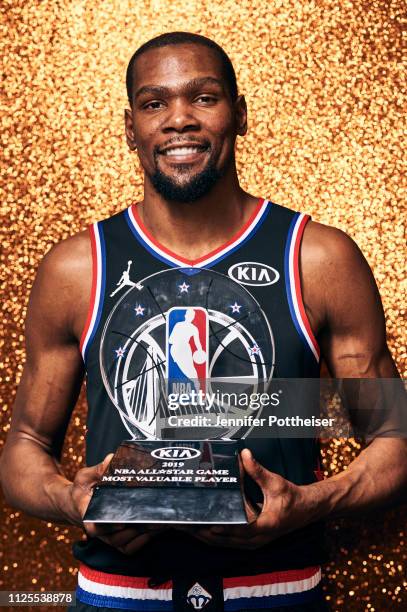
[1,0,406,610]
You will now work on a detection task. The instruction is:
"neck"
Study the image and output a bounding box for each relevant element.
[138,165,259,260]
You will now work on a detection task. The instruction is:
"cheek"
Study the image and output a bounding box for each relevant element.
[133,119,157,151]
[210,114,236,148]
[135,132,157,165]
[216,123,236,157]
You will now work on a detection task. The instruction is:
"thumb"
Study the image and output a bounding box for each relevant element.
[97,452,114,478]
[75,453,114,489]
[240,449,269,489]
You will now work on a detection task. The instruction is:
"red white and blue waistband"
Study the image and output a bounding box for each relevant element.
[76,563,322,610]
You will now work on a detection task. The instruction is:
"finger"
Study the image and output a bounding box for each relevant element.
[240,449,270,492]
[75,453,115,490]
[197,525,252,539]
[98,527,151,548]
[100,452,115,472]
[237,452,245,480]
[85,521,166,538]
[84,522,129,537]
[175,525,199,534]
[86,522,147,537]
[98,531,152,554]
[192,531,267,550]
[243,495,260,523]
[208,525,241,536]
[237,452,259,522]
[119,533,152,555]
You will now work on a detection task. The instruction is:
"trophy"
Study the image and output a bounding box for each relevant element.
[84,267,275,524]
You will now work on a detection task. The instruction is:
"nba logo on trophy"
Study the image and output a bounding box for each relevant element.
[166,307,208,397]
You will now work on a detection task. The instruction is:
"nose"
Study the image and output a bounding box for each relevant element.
[162,98,200,133]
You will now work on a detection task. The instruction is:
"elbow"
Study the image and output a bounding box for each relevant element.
[0,451,6,494]
[0,452,12,506]
[0,473,13,509]
[0,447,20,510]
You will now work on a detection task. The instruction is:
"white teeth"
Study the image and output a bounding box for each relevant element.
[164,146,203,156]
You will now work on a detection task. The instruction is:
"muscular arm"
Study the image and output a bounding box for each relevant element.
[300,222,406,518]
[0,234,161,553]
[0,233,91,524]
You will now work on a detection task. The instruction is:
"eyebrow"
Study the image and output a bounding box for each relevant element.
[134,77,225,100]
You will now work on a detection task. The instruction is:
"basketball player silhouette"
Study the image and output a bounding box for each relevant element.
[168,308,206,391]
[110,260,137,297]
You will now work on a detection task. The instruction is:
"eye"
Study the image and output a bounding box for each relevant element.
[195,95,217,104]
[143,100,165,110]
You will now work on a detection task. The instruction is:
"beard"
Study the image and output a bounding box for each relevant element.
[149,151,227,203]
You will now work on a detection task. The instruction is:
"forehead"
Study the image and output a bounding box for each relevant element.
[132,43,224,90]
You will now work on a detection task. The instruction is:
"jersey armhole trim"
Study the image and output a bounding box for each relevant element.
[79,222,106,363]
[284,213,320,362]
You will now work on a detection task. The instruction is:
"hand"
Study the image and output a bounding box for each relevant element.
[69,453,164,555]
[189,449,306,550]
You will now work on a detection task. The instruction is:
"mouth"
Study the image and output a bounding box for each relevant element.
[157,143,210,164]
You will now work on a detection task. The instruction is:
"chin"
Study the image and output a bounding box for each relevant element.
[150,164,221,203]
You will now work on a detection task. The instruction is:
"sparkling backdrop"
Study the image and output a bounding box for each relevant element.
[1,1,405,611]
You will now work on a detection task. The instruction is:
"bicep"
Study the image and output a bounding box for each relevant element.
[308,227,398,378]
[7,244,86,458]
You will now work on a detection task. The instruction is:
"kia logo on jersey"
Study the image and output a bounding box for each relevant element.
[228,262,280,286]
[166,307,208,396]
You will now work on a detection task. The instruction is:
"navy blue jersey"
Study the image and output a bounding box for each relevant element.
[73,198,326,577]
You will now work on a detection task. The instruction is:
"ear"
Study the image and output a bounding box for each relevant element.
[124,108,137,150]
[234,94,248,136]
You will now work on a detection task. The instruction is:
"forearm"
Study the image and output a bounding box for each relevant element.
[300,437,407,523]
[0,434,78,526]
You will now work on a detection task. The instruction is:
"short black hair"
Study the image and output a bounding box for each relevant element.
[126,31,238,107]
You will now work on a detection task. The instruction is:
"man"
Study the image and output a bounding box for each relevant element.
[0,31,406,612]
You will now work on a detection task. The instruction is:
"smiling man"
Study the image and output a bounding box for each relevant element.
[1,31,406,612]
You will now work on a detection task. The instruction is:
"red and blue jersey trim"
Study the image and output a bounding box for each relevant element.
[284,213,320,362]
[79,222,106,362]
[124,198,271,269]
[76,564,322,610]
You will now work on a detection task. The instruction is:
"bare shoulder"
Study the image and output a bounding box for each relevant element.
[301,219,376,290]
[301,220,365,266]
[29,229,92,342]
[299,219,381,334]
[40,229,91,275]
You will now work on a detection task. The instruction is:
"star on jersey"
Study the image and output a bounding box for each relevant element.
[230,302,242,314]
[250,343,261,356]
[178,282,190,293]
[134,304,145,316]
[114,347,126,359]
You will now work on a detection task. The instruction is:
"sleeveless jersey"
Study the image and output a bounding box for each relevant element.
[73,198,326,578]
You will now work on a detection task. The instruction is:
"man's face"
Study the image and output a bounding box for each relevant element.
[125,44,247,202]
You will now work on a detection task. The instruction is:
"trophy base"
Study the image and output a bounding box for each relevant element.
[83,439,248,525]
[84,485,247,524]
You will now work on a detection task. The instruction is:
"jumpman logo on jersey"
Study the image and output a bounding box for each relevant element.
[110,260,142,297]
